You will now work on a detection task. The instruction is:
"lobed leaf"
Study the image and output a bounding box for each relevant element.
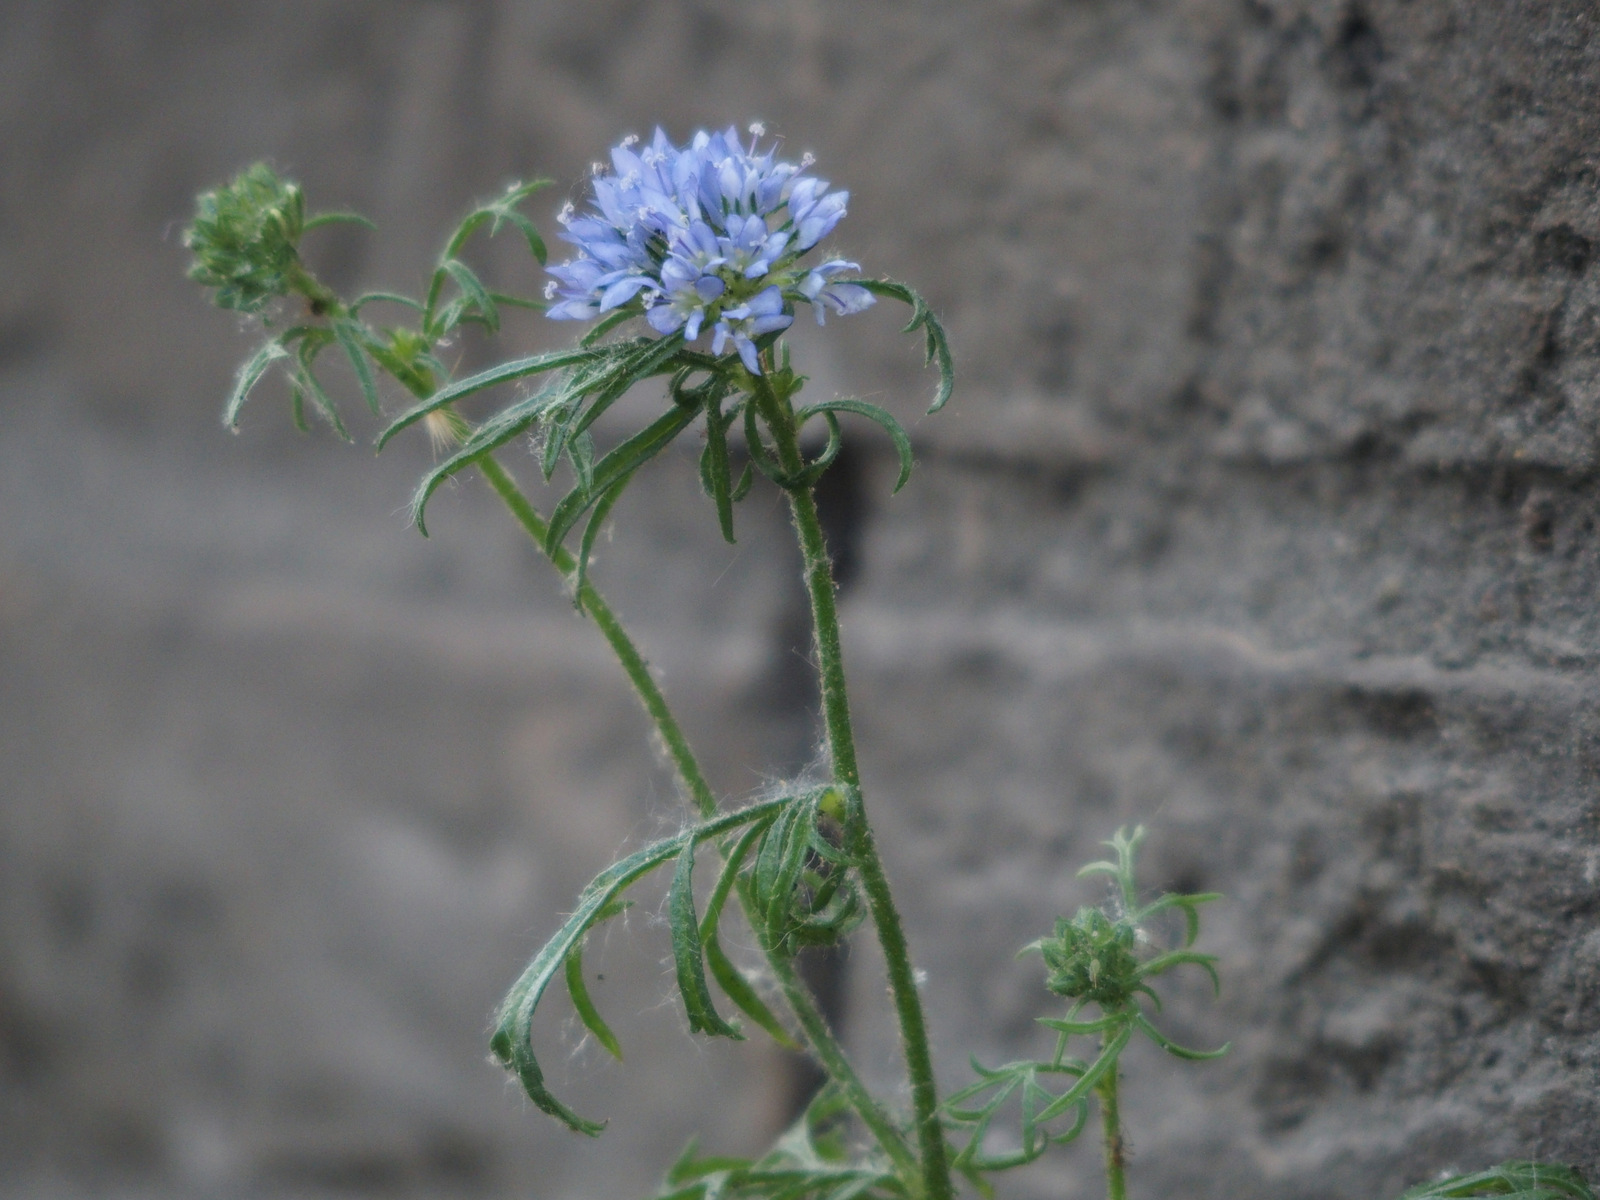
[1131,1012,1228,1061]
[301,210,377,233]
[668,838,743,1039]
[544,404,698,555]
[224,338,290,429]
[407,382,574,534]
[797,399,913,492]
[377,346,601,449]
[331,318,381,414]
[1396,1163,1595,1200]
[854,278,954,413]
[573,474,629,603]
[441,258,498,333]
[1035,1021,1131,1124]
[489,794,800,1133]
[564,946,623,1061]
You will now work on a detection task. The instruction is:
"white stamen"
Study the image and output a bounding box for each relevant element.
[543,281,558,299]
[591,161,605,175]
[800,152,816,169]
[558,201,575,221]
[621,134,639,147]
[748,121,766,137]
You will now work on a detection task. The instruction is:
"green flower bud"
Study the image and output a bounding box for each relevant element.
[1037,907,1143,1008]
[184,163,307,313]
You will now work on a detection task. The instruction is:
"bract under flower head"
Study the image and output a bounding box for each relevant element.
[546,126,873,372]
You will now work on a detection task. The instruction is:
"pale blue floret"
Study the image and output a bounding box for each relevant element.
[545,124,873,372]
[801,259,875,324]
[712,287,794,374]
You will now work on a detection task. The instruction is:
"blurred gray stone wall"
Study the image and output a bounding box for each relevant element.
[4,1,1600,1197]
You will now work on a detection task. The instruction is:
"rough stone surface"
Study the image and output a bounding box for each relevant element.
[4,1,1600,1198]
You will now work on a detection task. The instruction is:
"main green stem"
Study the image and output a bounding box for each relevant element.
[754,374,953,1200]
[1097,1045,1127,1200]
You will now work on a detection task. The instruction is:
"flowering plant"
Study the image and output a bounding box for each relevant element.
[186,128,1591,1200]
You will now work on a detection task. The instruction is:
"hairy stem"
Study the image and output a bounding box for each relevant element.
[754,374,953,1200]
[477,455,717,819]
[767,948,919,1178]
[1097,1042,1127,1200]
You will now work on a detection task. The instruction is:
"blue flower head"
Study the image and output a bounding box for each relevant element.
[545,125,874,372]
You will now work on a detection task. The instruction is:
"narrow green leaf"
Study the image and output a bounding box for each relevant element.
[574,473,631,604]
[695,821,800,1051]
[442,211,491,263]
[854,277,955,413]
[499,210,547,264]
[568,430,596,496]
[790,409,842,489]
[442,258,498,333]
[407,383,572,535]
[1036,1015,1121,1036]
[488,1025,606,1136]
[489,794,797,1132]
[223,339,289,429]
[489,290,546,311]
[1035,1023,1132,1123]
[764,799,816,952]
[1396,1163,1595,1200]
[348,290,424,315]
[668,840,742,1039]
[293,347,349,441]
[1132,1012,1229,1061]
[422,264,449,333]
[565,947,623,1060]
[753,802,805,919]
[704,940,799,1051]
[288,379,309,432]
[377,347,599,449]
[567,333,687,443]
[302,210,377,232]
[743,401,792,488]
[332,318,380,414]
[1136,949,1221,994]
[702,822,769,939]
[544,404,697,554]
[797,399,914,492]
[704,395,736,543]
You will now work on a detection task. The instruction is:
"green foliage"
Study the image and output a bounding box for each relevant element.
[654,1086,904,1200]
[1397,1163,1595,1200]
[944,826,1226,1176]
[488,788,864,1134]
[186,164,549,434]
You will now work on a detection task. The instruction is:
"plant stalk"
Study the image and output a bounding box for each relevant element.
[767,948,919,1179]
[1097,1040,1127,1200]
[753,372,953,1200]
